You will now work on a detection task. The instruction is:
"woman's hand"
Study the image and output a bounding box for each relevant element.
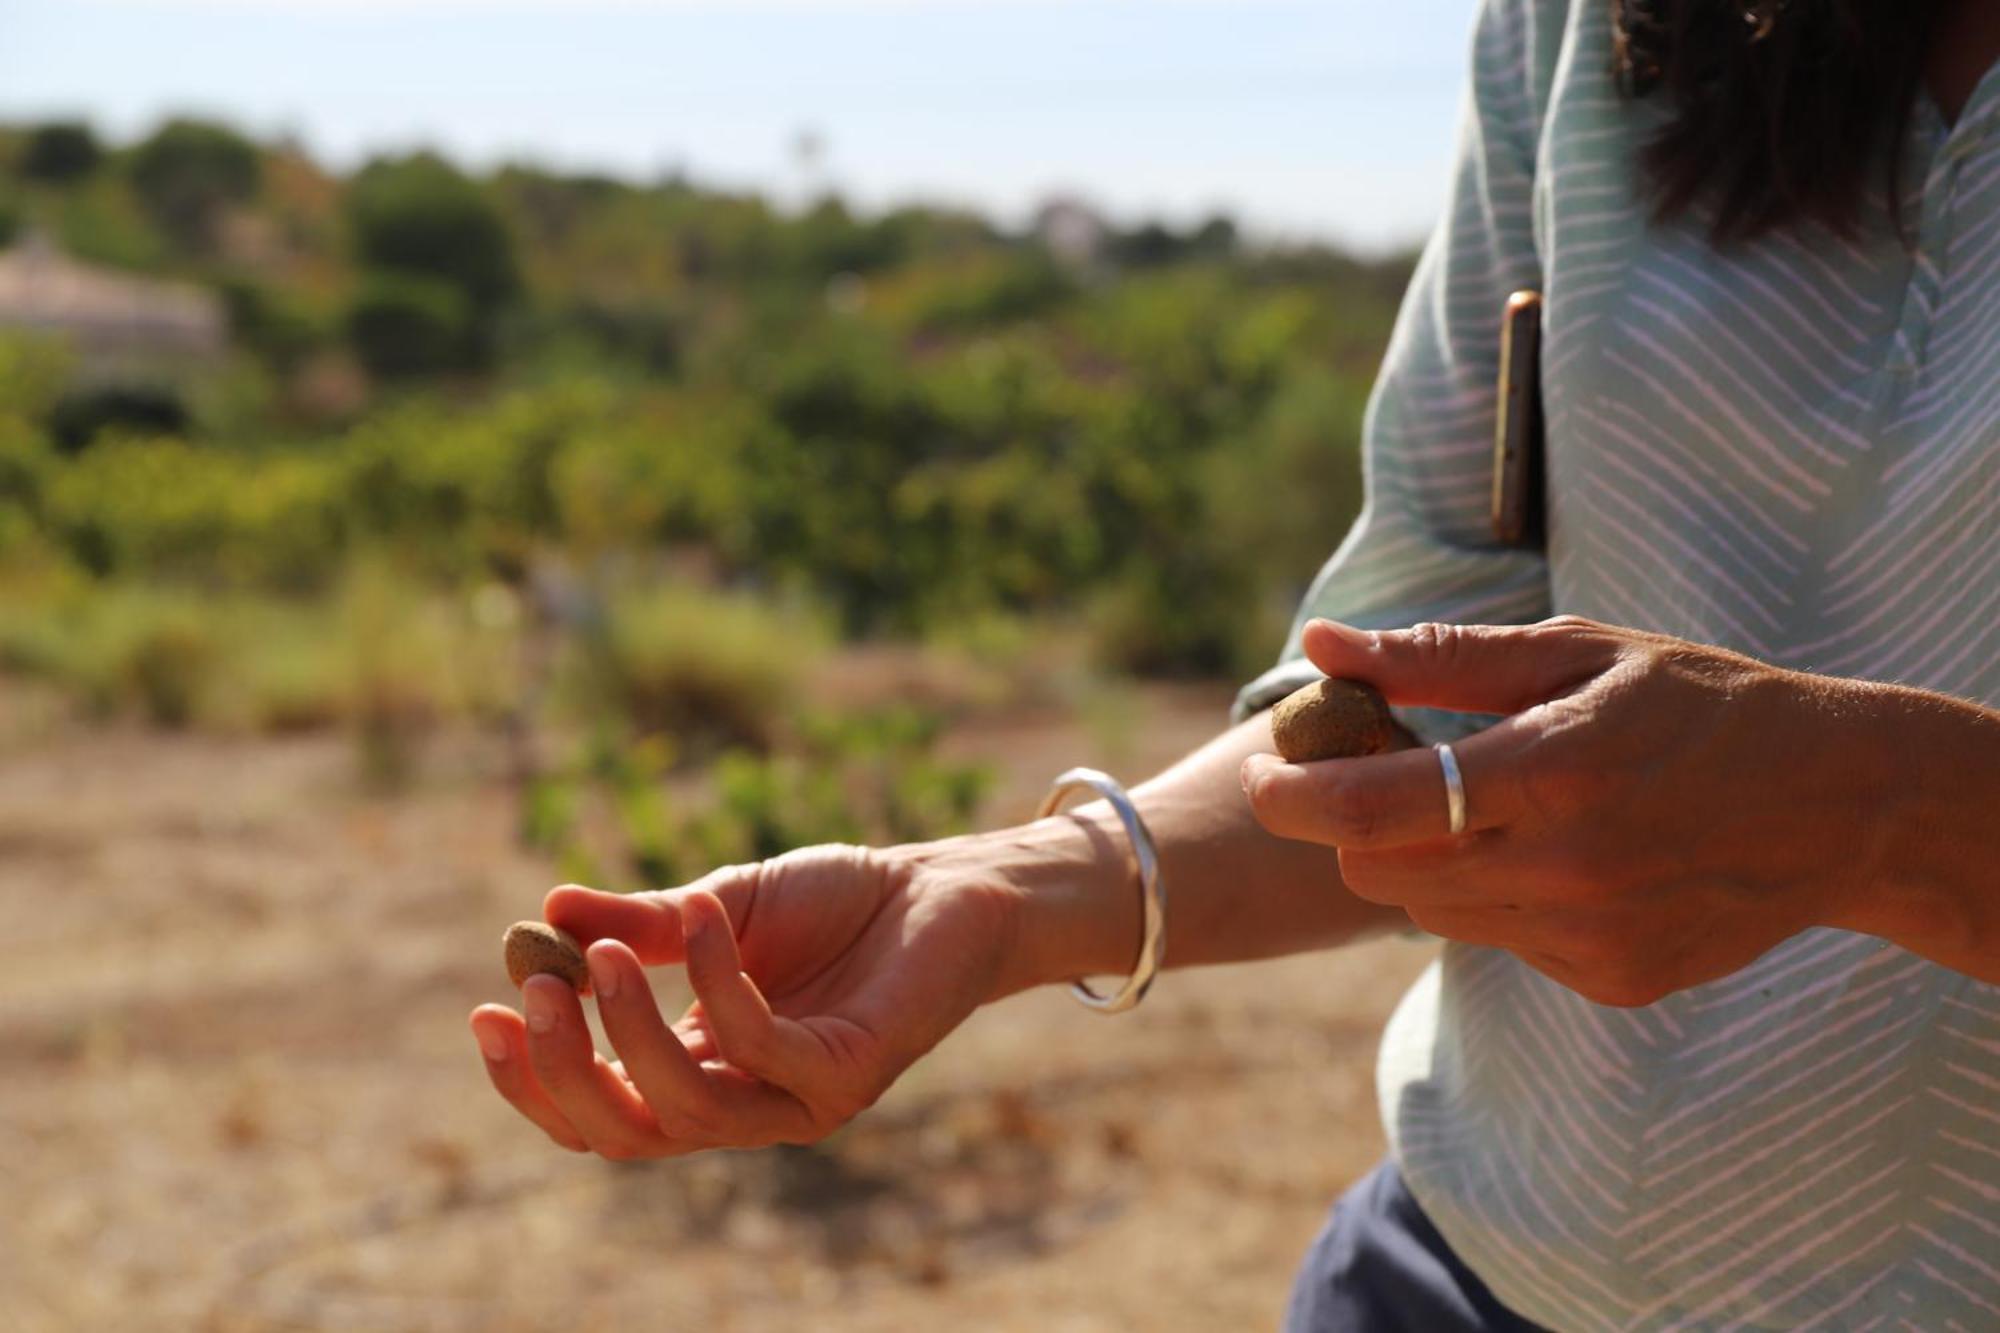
[468,843,1027,1158]
[1242,617,2000,1006]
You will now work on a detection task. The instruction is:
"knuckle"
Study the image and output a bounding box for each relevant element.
[654,1106,715,1141]
[1406,621,1465,667]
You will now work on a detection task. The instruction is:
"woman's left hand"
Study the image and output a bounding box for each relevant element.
[1242,616,1996,1006]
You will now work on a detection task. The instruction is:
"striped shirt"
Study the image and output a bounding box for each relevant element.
[1235,1,2000,1327]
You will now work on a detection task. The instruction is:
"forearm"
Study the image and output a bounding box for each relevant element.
[908,711,1409,999]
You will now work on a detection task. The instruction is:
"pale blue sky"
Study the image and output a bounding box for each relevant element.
[0,0,1479,250]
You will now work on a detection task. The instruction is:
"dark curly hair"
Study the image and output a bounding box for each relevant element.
[1612,0,1944,242]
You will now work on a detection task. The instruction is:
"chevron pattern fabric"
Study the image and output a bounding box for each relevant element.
[1235,1,2000,1327]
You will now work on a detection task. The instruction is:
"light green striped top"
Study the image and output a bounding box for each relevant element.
[1235,1,2000,1327]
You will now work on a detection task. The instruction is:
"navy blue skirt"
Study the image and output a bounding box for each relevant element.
[1284,1161,1547,1332]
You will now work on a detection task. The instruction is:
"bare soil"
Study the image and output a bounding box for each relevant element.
[0,680,1435,1332]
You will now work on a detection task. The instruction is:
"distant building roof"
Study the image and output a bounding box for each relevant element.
[0,232,225,367]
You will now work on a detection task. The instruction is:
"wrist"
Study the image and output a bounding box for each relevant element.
[899,809,1143,1002]
[1826,679,1998,970]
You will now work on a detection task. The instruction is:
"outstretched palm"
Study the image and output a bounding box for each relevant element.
[469,843,1020,1158]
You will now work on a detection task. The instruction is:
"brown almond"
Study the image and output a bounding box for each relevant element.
[1269,677,1396,763]
[503,920,591,994]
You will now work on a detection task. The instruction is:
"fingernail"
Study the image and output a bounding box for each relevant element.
[476,1025,509,1062]
[1313,619,1370,646]
[587,947,621,1001]
[523,982,557,1034]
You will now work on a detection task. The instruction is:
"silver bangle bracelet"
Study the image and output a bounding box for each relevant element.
[1035,767,1166,1015]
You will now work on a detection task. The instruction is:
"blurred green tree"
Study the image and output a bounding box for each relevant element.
[21,122,102,184]
[127,118,261,253]
[348,155,519,309]
[218,277,329,374]
[344,272,474,379]
[346,154,520,373]
[49,383,191,454]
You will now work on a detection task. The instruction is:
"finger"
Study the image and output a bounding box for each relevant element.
[468,1005,588,1152]
[544,885,685,964]
[681,891,841,1100]
[1400,903,1532,949]
[521,975,672,1158]
[1510,946,1665,1010]
[1337,833,1527,908]
[1514,948,1591,993]
[545,864,761,966]
[586,940,725,1136]
[1300,617,1620,715]
[673,1005,719,1062]
[1245,736,1525,849]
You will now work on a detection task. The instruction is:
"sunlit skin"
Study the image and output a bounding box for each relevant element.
[1244,618,2000,1006]
[471,614,2000,1158]
[469,701,1405,1157]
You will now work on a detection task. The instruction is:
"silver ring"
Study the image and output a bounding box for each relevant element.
[1434,742,1468,836]
[1037,768,1166,1015]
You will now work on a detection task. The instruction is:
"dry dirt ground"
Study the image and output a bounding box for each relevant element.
[0,680,1436,1333]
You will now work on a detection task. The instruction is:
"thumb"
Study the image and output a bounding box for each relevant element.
[1301,617,1621,715]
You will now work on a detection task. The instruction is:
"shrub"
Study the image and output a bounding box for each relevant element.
[520,704,989,890]
[348,154,519,318]
[910,252,1076,331]
[47,383,190,453]
[0,334,78,422]
[127,118,261,252]
[345,272,473,378]
[219,277,328,373]
[0,585,217,726]
[559,577,826,757]
[120,613,216,728]
[536,298,682,376]
[0,413,53,515]
[21,123,102,184]
[42,437,342,585]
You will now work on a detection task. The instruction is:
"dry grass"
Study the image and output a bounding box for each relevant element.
[0,676,1434,1332]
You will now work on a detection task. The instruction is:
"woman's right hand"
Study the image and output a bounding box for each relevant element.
[468,842,1032,1158]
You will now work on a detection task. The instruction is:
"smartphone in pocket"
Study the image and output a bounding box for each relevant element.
[1491,290,1545,549]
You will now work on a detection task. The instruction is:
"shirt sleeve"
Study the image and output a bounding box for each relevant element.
[1233,0,1562,741]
